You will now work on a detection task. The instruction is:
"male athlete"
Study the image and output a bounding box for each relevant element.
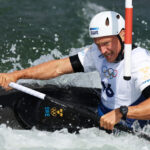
[0,11,150,130]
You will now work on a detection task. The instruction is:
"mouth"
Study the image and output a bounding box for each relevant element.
[105,53,111,56]
[104,53,112,58]
[104,53,114,62]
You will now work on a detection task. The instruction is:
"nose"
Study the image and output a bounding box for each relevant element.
[100,46,107,54]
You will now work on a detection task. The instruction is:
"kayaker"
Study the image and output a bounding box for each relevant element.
[0,11,150,131]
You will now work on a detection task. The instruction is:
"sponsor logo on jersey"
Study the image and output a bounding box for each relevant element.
[102,66,117,79]
[139,66,150,80]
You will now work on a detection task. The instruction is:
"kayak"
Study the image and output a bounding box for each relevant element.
[0,84,100,132]
[1,83,150,141]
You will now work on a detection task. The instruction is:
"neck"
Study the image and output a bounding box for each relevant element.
[114,35,124,63]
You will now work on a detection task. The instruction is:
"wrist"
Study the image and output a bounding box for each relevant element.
[13,70,25,80]
[119,106,128,120]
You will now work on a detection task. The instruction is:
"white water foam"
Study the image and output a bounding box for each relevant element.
[82,2,107,20]
[0,125,150,150]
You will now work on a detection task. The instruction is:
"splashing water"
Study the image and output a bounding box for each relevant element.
[0,0,150,149]
[0,125,150,150]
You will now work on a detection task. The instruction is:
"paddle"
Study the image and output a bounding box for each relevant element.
[9,82,100,127]
[9,82,100,124]
[9,82,150,141]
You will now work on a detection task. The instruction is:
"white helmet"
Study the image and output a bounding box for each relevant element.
[89,11,125,38]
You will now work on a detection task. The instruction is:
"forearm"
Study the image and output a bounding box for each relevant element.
[127,97,150,120]
[14,58,74,80]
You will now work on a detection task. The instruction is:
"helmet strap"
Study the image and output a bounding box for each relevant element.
[114,34,124,63]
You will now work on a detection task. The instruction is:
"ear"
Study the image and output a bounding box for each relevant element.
[119,29,125,42]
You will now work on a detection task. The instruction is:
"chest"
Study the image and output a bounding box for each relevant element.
[98,60,134,97]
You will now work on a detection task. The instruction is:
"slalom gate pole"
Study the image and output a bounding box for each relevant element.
[124,0,133,80]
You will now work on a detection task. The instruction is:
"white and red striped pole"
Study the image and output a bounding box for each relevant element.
[124,0,133,80]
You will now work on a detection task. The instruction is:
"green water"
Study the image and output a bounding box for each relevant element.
[0,0,149,72]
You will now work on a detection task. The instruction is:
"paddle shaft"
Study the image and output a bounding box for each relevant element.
[9,82,46,100]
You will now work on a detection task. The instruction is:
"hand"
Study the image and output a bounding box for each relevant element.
[0,72,18,90]
[100,108,122,130]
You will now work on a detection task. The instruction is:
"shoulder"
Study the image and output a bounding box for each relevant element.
[90,43,102,56]
[77,43,103,72]
[131,47,150,63]
[84,43,101,55]
[78,43,101,60]
[131,47,150,70]
[132,47,150,58]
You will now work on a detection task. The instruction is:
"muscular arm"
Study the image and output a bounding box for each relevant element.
[0,57,74,89]
[128,97,150,120]
[15,57,74,80]
[100,97,150,130]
